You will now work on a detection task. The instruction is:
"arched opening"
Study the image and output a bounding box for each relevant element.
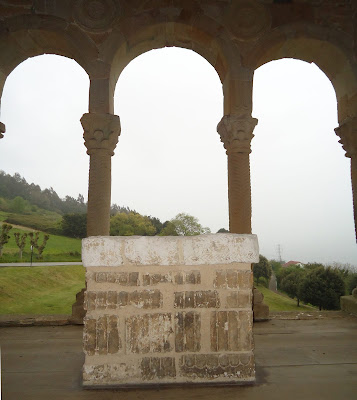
[112,47,226,231]
[1,54,89,198]
[0,54,89,314]
[252,58,355,265]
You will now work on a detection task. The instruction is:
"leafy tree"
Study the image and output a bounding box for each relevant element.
[147,216,163,235]
[304,262,324,271]
[61,213,87,238]
[217,228,229,233]
[0,223,12,256]
[276,266,298,289]
[253,255,272,287]
[11,196,28,213]
[299,266,345,310]
[270,259,283,275]
[159,221,179,236]
[280,268,306,306]
[160,213,211,236]
[14,232,27,259]
[346,272,357,295]
[110,212,156,236]
[29,232,50,259]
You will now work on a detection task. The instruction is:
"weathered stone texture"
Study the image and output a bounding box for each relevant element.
[214,270,252,289]
[141,357,176,380]
[94,271,140,286]
[82,235,258,386]
[226,291,252,309]
[84,315,121,355]
[142,270,201,286]
[175,312,201,352]
[211,311,253,352]
[174,291,220,309]
[126,313,173,353]
[180,353,254,379]
[85,290,162,311]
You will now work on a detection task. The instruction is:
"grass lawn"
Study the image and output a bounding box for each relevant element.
[0,265,85,314]
[257,284,317,311]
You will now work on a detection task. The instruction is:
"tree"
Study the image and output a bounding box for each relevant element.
[0,223,12,256]
[61,213,87,238]
[159,221,179,236]
[270,259,283,275]
[253,255,272,286]
[347,273,357,295]
[217,228,229,233]
[28,232,50,259]
[280,268,306,306]
[14,232,27,259]
[110,212,156,236]
[160,213,211,236]
[11,196,28,213]
[147,216,163,235]
[299,266,345,310]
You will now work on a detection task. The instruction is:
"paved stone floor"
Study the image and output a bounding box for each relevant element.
[1,314,356,400]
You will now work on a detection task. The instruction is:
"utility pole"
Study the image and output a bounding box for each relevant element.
[277,244,282,263]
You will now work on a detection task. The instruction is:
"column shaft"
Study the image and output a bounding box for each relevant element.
[87,151,112,236]
[81,112,121,237]
[227,152,251,233]
[217,114,257,234]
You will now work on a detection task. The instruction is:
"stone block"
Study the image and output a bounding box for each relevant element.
[126,313,173,354]
[85,290,162,311]
[174,291,220,309]
[142,272,173,286]
[175,312,201,352]
[95,272,140,286]
[226,291,252,308]
[181,234,259,265]
[185,270,201,284]
[82,234,259,267]
[124,236,180,265]
[214,270,252,290]
[180,353,254,379]
[211,311,252,352]
[141,357,176,380]
[84,316,121,356]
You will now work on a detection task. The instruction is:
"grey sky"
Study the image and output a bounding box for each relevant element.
[0,49,355,266]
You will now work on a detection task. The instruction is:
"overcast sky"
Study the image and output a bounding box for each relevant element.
[0,49,355,266]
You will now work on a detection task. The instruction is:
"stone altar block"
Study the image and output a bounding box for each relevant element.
[82,234,259,388]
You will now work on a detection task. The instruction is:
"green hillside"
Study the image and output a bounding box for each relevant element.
[257,284,317,311]
[0,210,81,262]
[0,265,85,314]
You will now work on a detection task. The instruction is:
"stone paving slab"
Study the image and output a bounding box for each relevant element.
[0,315,356,399]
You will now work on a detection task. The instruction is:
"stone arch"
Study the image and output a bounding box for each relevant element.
[99,19,236,114]
[0,14,95,110]
[244,22,357,124]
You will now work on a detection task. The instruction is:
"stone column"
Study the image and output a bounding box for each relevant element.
[335,117,357,240]
[81,113,121,236]
[0,122,5,139]
[217,114,258,234]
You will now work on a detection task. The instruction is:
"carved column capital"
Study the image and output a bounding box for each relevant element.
[0,122,5,139]
[217,114,258,154]
[335,117,357,159]
[81,113,121,156]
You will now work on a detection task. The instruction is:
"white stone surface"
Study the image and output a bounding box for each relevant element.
[82,234,259,267]
[82,236,124,267]
[124,236,180,265]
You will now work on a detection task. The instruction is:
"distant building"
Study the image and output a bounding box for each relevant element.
[282,261,304,268]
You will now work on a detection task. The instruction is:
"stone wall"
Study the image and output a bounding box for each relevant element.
[82,234,259,388]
